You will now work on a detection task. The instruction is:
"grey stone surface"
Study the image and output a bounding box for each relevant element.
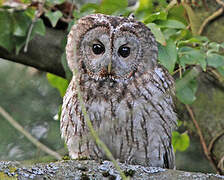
[0,160,223,179]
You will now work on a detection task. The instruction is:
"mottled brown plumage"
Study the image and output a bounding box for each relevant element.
[61,14,177,168]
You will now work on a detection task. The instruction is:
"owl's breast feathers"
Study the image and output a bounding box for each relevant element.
[60,65,177,168]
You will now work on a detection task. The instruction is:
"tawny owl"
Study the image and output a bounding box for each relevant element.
[61,14,177,169]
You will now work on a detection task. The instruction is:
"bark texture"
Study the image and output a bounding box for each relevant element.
[0,28,66,78]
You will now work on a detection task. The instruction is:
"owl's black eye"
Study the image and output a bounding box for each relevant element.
[118,46,130,58]
[92,44,105,55]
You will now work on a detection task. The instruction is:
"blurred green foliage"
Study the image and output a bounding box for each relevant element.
[172,131,190,152]
[0,0,224,154]
[47,73,69,97]
[0,62,64,161]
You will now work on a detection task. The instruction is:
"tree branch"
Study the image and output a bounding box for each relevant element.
[198,7,223,35]
[0,106,62,160]
[185,104,222,174]
[0,27,66,78]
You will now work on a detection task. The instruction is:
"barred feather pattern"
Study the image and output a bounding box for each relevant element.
[61,14,177,169]
[61,65,177,168]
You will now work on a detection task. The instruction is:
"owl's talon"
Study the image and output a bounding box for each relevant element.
[77,156,89,161]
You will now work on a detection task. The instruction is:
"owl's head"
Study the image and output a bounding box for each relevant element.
[66,14,158,82]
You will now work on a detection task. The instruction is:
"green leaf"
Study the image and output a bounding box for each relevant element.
[175,29,192,40]
[172,131,190,152]
[177,119,183,127]
[32,19,45,36]
[97,0,128,15]
[158,39,177,73]
[144,11,167,24]
[163,28,178,40]
[176,69,198,104]
[14,36,26,54]
[178,37,203,46]
[179,47,206,70]
[74,3,99,19]
[136,0,153,14]
[182,2,200,35]
[46,0,65,5]
[47,73,69,97]
[208,42,220,52]
[220,42,224,49]
[80,3,99,13]
[21,0,31,4]
[12,12,31,36]
[45,11,63,27]
[24,7,36,19]
[176,81,197,104]
[14,17,45,54]
[157,19,186,29]
[0,11,13,51]
[56,105,62,121]
[207,53,224,68]
[147,23,166,46]
[175,67,200,91]
[167,4,187,25]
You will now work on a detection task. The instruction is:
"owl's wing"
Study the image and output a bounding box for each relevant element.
[144,65,177,168]
[154,65,177,169]
[163,142,176,169]
[154,64,175,96]
[60,78,78,143]
[61,78,88,159]
[66,24,77,72]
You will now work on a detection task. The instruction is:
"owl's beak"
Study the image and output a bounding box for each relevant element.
[107,61,112,74]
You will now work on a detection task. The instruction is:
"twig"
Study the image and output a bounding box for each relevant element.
[202,0,209,11]
[175,66,201,92]
[58,0,74,23]
[218,155,224,171]
[198,0,224,35]
[171,65,192,76]
[166,0,177,11]
[24,1,45,52]
[185,104,221,174]
[207,67,224,83]
[0,106,62,160]
[208,130,224,173]
[171,67,181,76]
[179,65,182,78]
[24,19,35,52]
[208,130,224,154]
[60,17,72,23]
[216,0,224,7]
[198,7,223,35]
[68,0,74,21]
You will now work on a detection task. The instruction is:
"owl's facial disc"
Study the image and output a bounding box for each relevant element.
[81,26,140,82]
[81,26,108,77]
[111,32,140,80]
